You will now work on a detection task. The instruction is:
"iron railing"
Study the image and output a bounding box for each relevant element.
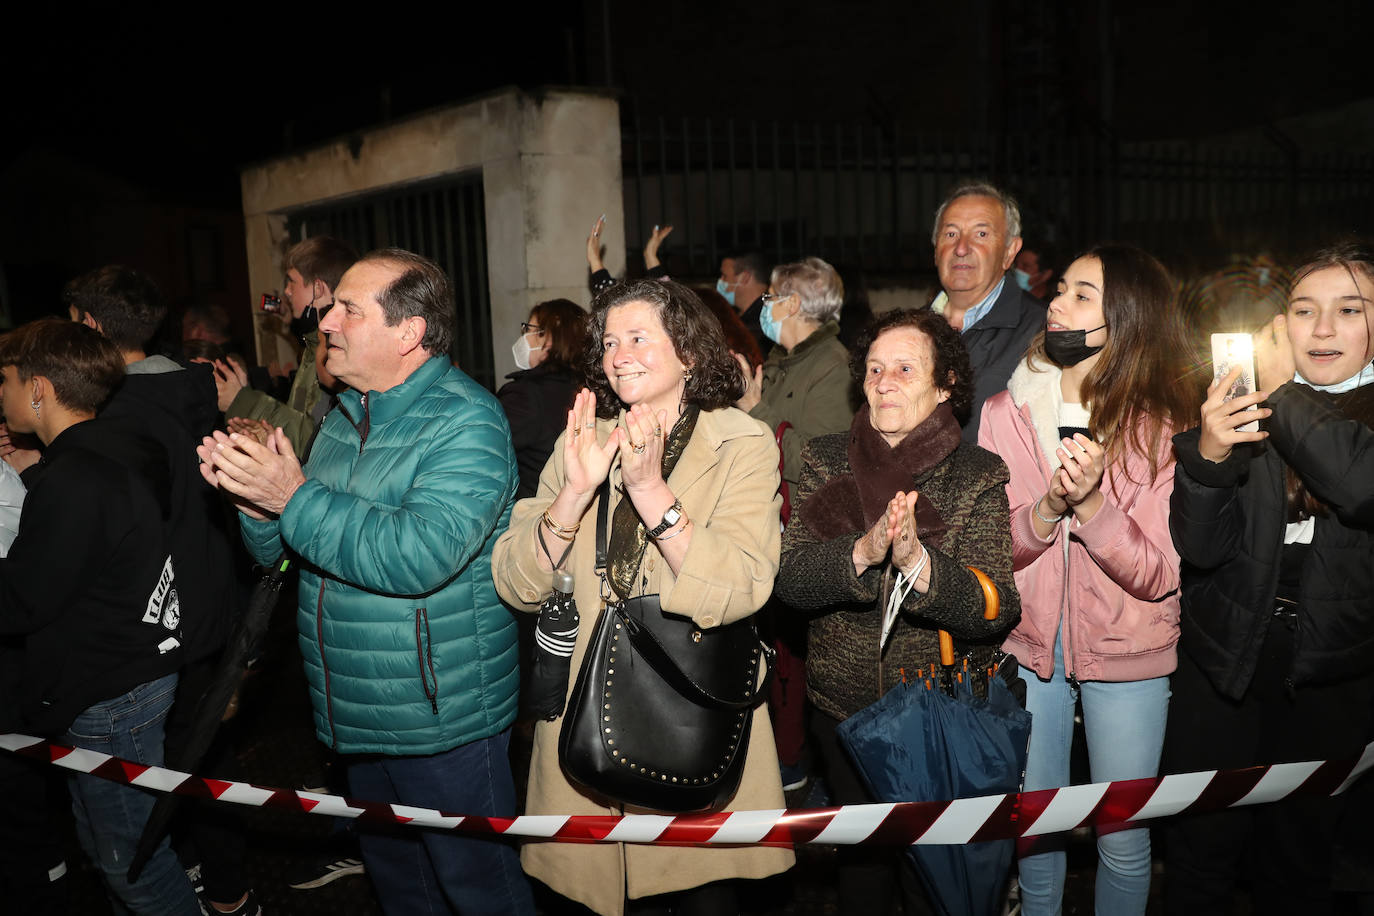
[621,115,1374,280]
[286,171,495,390]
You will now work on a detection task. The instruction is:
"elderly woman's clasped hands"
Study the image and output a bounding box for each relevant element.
[851,490,930,590]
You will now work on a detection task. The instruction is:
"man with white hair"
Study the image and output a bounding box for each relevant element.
[928,183,1046,441]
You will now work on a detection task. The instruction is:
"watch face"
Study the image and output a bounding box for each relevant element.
[663,506,681,525]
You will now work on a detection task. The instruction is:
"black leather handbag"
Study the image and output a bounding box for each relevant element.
[558,488,774,812]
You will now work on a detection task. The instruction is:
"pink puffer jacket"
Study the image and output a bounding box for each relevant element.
[977,357,1181,683]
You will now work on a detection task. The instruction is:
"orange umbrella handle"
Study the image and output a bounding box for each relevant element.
[938,630,955,666]
[936,568,999,666]
[967,566,1000,620]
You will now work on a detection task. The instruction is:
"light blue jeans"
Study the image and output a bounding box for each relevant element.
[1018,638,1170,916]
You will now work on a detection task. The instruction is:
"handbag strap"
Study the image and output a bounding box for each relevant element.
[614,604,775,711]
[595,480,610,575]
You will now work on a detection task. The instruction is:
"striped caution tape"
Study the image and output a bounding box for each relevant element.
[2,733,1370,847]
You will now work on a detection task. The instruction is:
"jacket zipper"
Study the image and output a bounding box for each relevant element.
[415,607,439,715]
[337,394,371,454]
[317,581,337,747]
[1014,405,1076,682]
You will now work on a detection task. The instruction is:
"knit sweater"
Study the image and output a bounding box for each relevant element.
[776,429,1020,720]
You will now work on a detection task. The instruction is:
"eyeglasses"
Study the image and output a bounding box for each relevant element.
[760,292,792,305]
[520,322,545,334]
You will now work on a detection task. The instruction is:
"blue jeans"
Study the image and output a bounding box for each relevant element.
[1018,639,1170,916]
[65,672,200,915]
[346,728,535,916]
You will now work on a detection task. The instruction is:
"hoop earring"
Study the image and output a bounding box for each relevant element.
[30,400,40,417]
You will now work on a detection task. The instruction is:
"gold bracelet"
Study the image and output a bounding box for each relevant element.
[654,516,691,542]
[542,510,579,541]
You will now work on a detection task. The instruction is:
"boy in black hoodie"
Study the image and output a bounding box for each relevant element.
[0,319,199,913]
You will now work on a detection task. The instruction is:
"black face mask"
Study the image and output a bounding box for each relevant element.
[290,304,320,340]
[1044,324,1107,367]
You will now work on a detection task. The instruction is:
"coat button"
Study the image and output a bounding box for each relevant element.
[647,557,655,571]
[700,615,717,627]
[521,589,537,602]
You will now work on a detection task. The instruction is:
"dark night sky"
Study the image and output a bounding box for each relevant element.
[3,1,1368,328]
[7,3,1369,206]
[3,8,582,206]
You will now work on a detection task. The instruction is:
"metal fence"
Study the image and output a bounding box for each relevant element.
[286,171,496,390]
[621,115,1374,280]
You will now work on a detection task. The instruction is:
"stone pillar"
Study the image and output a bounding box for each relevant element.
[238,87,623,382]
[482,90,624,380]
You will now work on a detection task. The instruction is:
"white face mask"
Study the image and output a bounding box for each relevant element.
[512,334,543,371]
[1296,360,1374,394]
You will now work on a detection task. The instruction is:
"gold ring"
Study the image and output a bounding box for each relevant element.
[653,427,662,436]
[632,443,646,454]
[573,427,581,437]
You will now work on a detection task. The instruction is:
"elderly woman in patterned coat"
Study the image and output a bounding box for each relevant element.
[775,307,1020,916]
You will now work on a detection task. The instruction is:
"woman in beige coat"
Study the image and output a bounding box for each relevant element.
[493,279,795,916]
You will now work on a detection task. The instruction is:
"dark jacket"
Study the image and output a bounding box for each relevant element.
[776,431,1020,720]
[497,362,578,500]
[102,357,242,661]
[956,277,1046,442]
[0,418,184,735]
[1171,381,1374,700]
[226,330,322,460]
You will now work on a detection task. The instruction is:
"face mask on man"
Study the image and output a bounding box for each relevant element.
[1044,324,1107,367]
[1013,268,1033,292]
[511,334,545,371]
[716,277,737,308]
[290,305,320,340]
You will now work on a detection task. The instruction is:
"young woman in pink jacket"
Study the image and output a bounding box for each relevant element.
[978,244,1195,916]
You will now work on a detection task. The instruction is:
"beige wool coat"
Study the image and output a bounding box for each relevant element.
[493,406,795,916]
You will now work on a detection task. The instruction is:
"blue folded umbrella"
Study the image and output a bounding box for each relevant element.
[838,663,1032,916]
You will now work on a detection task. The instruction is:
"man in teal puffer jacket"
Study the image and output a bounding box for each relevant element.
[199,249,534,915]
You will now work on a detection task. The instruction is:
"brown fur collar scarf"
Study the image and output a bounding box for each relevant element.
[800,402,962,548]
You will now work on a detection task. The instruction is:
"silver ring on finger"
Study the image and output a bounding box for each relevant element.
[632,443,646,454]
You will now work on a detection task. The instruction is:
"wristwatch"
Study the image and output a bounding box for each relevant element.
[647,499,683,538]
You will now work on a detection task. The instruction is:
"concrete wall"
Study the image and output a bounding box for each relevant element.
[240,87,624,381]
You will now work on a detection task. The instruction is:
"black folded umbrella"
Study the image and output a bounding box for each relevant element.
[127,556,291,883]
[525,569,579,721]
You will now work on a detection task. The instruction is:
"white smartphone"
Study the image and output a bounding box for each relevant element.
[1211,333,1258,433]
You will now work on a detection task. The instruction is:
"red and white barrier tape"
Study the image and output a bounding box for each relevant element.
[3,733,1370,847]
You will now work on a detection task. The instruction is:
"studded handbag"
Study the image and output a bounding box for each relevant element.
[557,485,775,813]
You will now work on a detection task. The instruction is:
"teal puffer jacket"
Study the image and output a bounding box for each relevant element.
[241,356,520,755]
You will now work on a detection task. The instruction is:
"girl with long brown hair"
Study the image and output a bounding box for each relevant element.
[1163,243,1374,914]
[978,243,1194,916]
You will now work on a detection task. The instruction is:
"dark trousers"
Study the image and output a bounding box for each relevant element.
[812,712,933,916]
[0,752,68,910]
[1163,619,1374,916]
[346,728,535,916]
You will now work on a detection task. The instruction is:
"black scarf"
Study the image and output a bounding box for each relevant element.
[606,405,700,599]
[801,402,962,549]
